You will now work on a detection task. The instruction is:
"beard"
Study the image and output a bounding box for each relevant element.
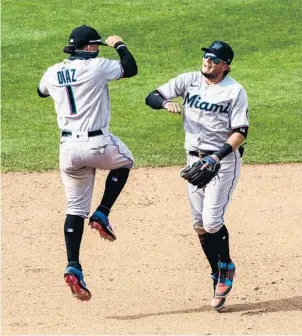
[201,70,218,79]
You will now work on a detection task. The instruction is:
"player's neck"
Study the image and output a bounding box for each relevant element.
[204,75,224,85]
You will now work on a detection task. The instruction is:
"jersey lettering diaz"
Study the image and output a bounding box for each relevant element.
[157,71,249,151]
[39,58,123,131]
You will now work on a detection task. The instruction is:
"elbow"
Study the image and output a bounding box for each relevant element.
[145,91,164,110]
[123,64,138,78]
[145,92,152,107]
[132,62,138,76]
[133,65,138,76]
[232,126,249,139]
[128,65,138,78]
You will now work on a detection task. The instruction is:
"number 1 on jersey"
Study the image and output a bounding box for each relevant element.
[65,85,77,115]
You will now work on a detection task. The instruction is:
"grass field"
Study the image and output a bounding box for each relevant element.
[2,0,302,172]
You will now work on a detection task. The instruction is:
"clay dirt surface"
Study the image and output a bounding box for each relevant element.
[2,164,302,335]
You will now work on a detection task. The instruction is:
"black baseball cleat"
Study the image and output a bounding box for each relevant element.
[88,211,117,241]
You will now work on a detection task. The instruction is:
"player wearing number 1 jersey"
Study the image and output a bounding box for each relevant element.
[37,25,137,301]
[146,41,249,310]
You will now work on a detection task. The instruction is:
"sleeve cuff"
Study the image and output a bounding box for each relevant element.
[114,41,126,49]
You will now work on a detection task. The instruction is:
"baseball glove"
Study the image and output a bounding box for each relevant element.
[180,156,221,188]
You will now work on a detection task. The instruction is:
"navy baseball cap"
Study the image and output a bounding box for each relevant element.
[201,41,234,64]
[68,25,107,46]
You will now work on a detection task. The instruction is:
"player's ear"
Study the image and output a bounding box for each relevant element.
[87,44,99,52]
[222,63,230,71]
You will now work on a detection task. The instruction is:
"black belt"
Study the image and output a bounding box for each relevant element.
[189,150,215,158]
[61,130,103,137]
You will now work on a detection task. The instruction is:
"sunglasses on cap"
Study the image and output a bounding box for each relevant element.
[203,52,226,64]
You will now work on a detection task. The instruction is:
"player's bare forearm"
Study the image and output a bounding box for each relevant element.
[209,132,247,166]
[226,132,246,150]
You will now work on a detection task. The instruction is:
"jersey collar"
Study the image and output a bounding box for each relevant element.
[69,50,99,60]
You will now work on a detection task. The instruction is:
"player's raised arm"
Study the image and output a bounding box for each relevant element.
[105,35,138,78]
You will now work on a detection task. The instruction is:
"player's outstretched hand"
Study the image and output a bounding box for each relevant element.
[105,35,124,48]
[163,101,181,114]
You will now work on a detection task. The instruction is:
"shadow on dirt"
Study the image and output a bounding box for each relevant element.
[107,296,302,320]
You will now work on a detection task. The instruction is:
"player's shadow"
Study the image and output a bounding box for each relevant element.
[106,295,302,320]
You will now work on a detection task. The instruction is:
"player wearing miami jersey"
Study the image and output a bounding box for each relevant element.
[38,25,137,301]
[146,41,249,310]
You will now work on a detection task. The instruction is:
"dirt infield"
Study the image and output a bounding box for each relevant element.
[2,164,302,335]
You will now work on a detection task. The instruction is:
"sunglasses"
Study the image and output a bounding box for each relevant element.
[203,52,226,64]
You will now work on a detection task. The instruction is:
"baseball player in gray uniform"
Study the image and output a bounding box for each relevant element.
[146,41,249,310]
[38,25,137,301]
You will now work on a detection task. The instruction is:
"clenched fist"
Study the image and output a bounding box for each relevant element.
[105,35,124,48]
[163,101,181,114]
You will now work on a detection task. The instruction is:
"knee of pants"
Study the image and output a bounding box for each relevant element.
[122,161,134,169]
[193,222,207,235]
[202,220,224,234]
[193,218,223,235]
[66,199,91,219]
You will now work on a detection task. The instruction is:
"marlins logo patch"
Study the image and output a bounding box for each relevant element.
[212,42,223,50]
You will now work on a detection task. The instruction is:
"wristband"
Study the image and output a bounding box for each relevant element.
[214,143,233,160]
[203,156,217,168]
[114,41,126,49]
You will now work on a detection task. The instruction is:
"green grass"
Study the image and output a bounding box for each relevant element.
[2,0,302,171]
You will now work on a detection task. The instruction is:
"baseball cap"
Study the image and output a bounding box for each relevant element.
[201,41,234,64]
[68,25,107,47]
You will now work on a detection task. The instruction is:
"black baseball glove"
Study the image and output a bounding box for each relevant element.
[180,156,221,188]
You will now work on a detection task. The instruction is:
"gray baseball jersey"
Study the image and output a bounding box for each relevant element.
[38,57,123,131]
[157,71,249,152]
